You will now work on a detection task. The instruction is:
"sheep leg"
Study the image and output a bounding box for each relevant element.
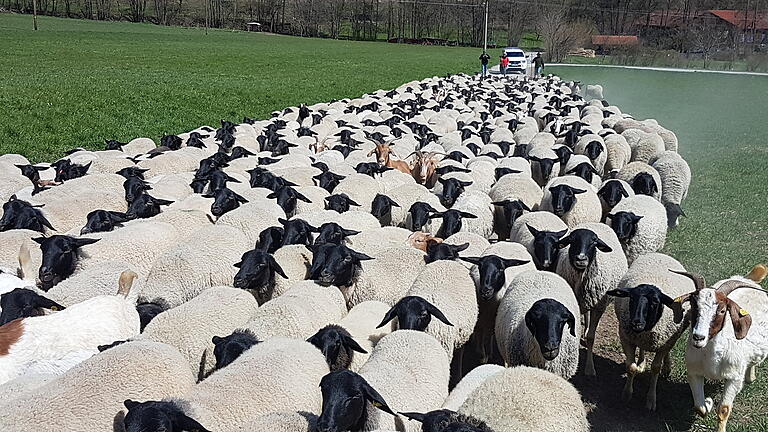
[584,306,605,377]
[636,349,647,373]
[620,339,637,402]
[645,351,666,411]
[688,373,713,417]
[661,351,672,378]
[745,364,757,384]
[717,377,744,432]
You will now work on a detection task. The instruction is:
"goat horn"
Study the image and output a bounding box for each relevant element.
[669,270,707,292]
[716,279,765,297]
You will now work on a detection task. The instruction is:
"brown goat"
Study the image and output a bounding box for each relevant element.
[406,231,443,253]
[408,151,443,188]
[367,143,412,175]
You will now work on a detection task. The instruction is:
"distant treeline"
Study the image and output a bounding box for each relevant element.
[4,0,767,52]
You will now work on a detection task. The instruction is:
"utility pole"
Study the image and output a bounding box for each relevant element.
[483,0,489,52]
[32,0,38,30]
[204,0,209,35]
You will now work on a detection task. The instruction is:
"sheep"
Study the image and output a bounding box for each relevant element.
[294,209,382,233]
[556,222,628,376]
[630,131,665,164]
[540,175,602,229]
[244,281,347,341]
[604,133,632,175]
[508,211,569,271]
[450,191,494,239]
[343,245,427,308]
[606,253,694,411]
[495,270,581,379]
[651,151,691,228]
[460,241,534,369]
[237,411,317,432]
[597,178,634,217]
[0,270,141,385]
[215,200,285,243]
[140,286,259,381]
[458,366,589,432]
[337,300,394,372]
[0,340,196,432]
[672,269,768,432]
[527,146,560,187]
[616,161,663,201]
[441,364,505,411]
[347,226,413,256]
[120,399,211,432]
[333,173,384,210]
[359,330,451,432]
[574,134,607,175]
[140,225,252,308]
[183,338,329,431]
[606,194,668,264]
[46,260,138,306]
[563,154,602,189]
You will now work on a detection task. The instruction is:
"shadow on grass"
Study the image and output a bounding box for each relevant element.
[572,348,699,432]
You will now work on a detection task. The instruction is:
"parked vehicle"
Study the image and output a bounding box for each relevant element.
[502,47,527,73]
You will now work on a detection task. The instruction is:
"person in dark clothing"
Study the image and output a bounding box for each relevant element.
[533,52,545,77]
[479,52,490,78]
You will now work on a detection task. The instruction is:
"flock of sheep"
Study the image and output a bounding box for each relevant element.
[0,72,766,432]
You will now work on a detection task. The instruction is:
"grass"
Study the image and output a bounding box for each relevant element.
[2,14,768,431]
[0,14,479,162]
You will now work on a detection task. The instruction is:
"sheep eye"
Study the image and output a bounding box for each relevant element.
[343,256,352,262]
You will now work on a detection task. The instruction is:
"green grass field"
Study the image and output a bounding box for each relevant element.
[2,13,768,432]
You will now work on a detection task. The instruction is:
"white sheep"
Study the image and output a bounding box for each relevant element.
[616,161,663,201]
[346,246,427,308]
[651,151,691,228]
[608,253,694,411]
[574,134,607,175]
[604,133,632,175]
[0,340,196,431]
[0,271,140,385]
[496,270,581,379]
[140,225,252,308]
[607,194,668,264]
[184,338,329,431]
[141,286,259,380]
[508,211,569,269]
[458,366,589,432]
[244,281,347,341]
[359,330,450,432]
[215,200,285,243]
[556,222,628,376]
[347,226,413,256]
[441,364,505,411]
[540,175,602,229]
[451,191,495,239]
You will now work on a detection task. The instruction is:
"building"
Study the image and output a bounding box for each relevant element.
[591,35,640,54]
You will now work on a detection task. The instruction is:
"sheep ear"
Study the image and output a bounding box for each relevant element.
[347,198,361,207]
[73,237,100,248]
[727,299,752,340]
[459,211,477,219]
[153,198,174,206]
[212,336,222,344]
[620,187,629,197]
[234,192,249,204]
[557,235,572,249]
[399,412,426,423]
[501,258,530,268]
[519,201,532,211]
[350,250,374,262]
[526,224,541,237]
[376,302,401,328]
[453,242,470,252]
[595,238,613,253]
[38,214,56,231]
[571,187,587,195]
[342,335,368,354]
[266,192,276,199]
[427,212,444,219]
[459,256,482,265]
[123,399,140,410]
[360,379,396,416]
[607,288,630,297]
[659,292,685,324]
[296,191,312,203]
[424,300,453,327]
[175,413,212,432]
[233,261,242,268]
[32,236,46,245]
[565,308,577,337]
[35,295,65,311]
[342,228,360,237]
[268,255,288,279]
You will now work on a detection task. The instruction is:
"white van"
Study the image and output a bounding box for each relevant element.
[501,47,527,73]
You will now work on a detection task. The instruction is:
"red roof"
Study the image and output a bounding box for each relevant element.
[709,10,768,30]
[591,35,640,46]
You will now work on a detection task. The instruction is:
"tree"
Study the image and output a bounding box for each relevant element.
[538,8,593,62]
[689,20,727,67]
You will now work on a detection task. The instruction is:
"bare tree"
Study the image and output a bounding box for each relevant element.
[538,8,593,62]
[689,20,727,67]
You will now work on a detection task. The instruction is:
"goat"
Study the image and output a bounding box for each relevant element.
[367,141,412,175]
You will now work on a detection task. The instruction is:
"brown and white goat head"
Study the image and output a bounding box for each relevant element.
[671,270,754,349]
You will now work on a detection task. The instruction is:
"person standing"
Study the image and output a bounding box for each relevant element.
[500,53,510,77]
[533,52,544,77]
[479,51,490,78]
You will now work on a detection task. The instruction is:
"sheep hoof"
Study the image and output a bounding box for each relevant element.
[746,365,757,384]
